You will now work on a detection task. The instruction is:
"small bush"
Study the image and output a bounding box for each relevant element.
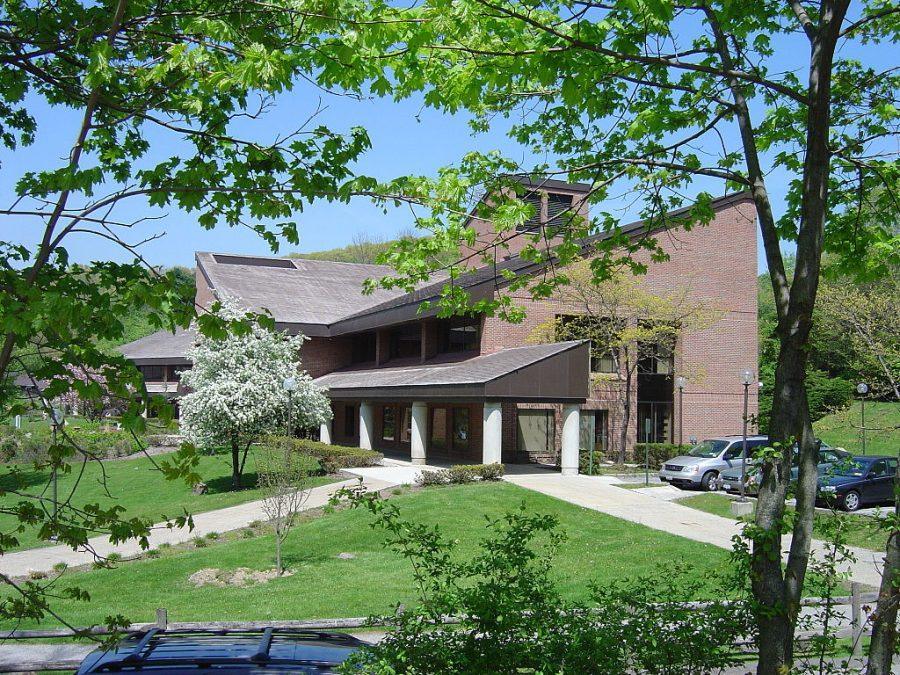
[206,531,219,541]
[261,436,383,474]
[106,552,122,563]
[28,569,47,580]
[146,549,161,558]
[193,537,208,548]
[240,528,255,539]
[417,463,504,486]
[52,562,68,573]
[631,443,691,469]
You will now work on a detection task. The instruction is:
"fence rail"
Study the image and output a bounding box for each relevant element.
[0,586,881,672]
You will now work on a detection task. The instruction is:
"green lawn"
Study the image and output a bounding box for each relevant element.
[814,401,899,456]
[0,452,335,551]
[679,493,888,551]
[5,482,731,629]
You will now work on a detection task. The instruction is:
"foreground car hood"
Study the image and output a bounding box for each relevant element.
[664,455,708,467]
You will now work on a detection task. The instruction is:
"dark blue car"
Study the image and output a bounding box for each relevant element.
[817,455,898,512]
[76,628,365,673]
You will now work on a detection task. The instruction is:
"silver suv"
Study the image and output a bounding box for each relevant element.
[658,436,769,491]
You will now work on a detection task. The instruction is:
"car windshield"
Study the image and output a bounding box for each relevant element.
[832,460,868,477]
[688,440,729,458]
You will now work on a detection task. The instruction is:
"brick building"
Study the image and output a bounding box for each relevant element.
[120,185,758,473]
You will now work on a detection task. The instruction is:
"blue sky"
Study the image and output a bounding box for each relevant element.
[5,11,893,277]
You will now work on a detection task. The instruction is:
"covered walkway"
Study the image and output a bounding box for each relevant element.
[314,341,590,473]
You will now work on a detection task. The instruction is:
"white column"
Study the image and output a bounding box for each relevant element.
[411,402,428,465]
[482,402,503,465]
[359,402,374,450]
[319,419,332,445]
[560,404,580,476]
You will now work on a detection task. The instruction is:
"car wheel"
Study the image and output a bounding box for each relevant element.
[842,490,862,512]
[701,471,719,492]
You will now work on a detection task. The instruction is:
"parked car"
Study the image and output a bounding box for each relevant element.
[718,442,849,496]
[658,436,769,491]
[76,627,366,673]
[817,455,898,512]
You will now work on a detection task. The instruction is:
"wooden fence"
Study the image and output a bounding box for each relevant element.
[0,585,880,672]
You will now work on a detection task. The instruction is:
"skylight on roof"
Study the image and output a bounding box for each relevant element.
[212,254,295,269]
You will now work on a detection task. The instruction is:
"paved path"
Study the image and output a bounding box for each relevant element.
[504,471,886,587]
[0,476,398,578]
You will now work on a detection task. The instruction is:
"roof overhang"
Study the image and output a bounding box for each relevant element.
[315,341,590,403]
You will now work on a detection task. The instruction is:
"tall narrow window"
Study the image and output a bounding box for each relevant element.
[400,407,412,443]
[431,408,448,451]
[452,407,470,451]
[382,406,396,441]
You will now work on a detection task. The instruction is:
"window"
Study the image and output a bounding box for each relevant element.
[382,406,396,441]
[431,408,448,450]
[389,324,421,360]
[637,401,672,443]
[351,332,376,363]
[139,365,165,382]
[344,404,356,437]
[516,191,543,231]
[871,460,888,477]
[452,407,470,450]
[400,407,412,443]
[638,326,676,375]
[438,317,480,353]
[556,315,618,373]
[170,366,189,383]
[579,410,608,459]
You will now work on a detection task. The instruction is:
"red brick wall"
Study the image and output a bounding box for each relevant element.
[300,337,353,379]
[484,196,759,459]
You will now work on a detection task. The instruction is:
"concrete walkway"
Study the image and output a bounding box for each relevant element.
[0,475,398,578]
[504,470,887,587]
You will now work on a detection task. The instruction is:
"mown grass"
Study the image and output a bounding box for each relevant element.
[0,452,335,551]
[814,401,899,456]
[4,482,731,629]
[679,492,889,551]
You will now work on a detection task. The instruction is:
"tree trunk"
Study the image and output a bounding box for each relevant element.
[618,356,632,464]
[275,530,283,576]
[867,473,900,675]
[231,436,242,490]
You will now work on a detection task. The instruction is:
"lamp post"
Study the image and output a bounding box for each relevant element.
[282,377,297,437]
[739,369,753,503]
[674,376,686,448]
[857,382,869,455]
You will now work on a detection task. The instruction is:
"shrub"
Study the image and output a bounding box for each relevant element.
[261,436,382,474]
[631,443,691,469]
[417,463,504,486]
[193,536,208,548]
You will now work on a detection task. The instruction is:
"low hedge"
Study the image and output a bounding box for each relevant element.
[261,436,383,474]
[417,463,505,486]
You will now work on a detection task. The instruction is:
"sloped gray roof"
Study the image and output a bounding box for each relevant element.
[118,327,196,364]
[314,341,589,401]
[195,252,430,328]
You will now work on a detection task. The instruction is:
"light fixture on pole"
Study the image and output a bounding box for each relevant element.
[49,405,65,538]
[857,382,869,455]
[739,369,754,503]
[674,376,686,448]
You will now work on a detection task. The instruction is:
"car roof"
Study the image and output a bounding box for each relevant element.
[77,628,365,673]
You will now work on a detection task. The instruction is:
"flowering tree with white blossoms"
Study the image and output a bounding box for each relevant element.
[180,296,331,489]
